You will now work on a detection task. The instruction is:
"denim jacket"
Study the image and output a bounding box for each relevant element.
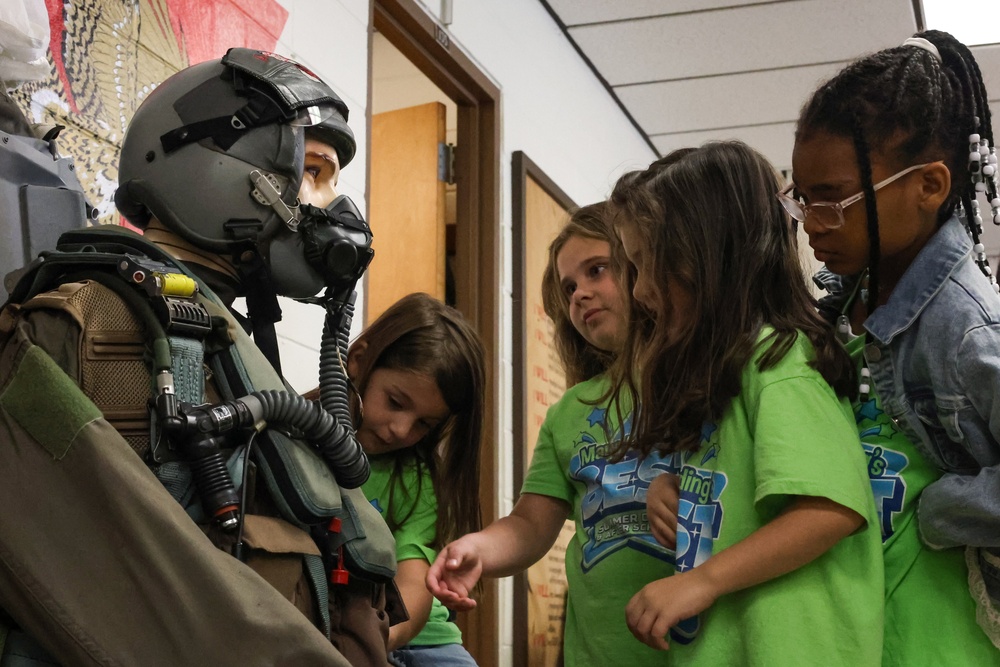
[815,214,1000,626]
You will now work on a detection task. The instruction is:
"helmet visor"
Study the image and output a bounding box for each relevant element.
[289,104,337,128]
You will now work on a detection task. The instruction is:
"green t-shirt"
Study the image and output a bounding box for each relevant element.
[668,331,884,666]
[847,337,998,665]
[522,374,678,667]
[362,455,461,647]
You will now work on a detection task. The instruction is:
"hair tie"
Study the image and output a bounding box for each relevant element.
[901,36,942,62]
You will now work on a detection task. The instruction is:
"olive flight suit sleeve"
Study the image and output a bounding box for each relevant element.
[0,311,352,666]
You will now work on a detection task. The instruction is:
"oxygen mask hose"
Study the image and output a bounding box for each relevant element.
[245,388,369,487]
[161,291,370,528]
[316,293,370,485]
[163,381,372,536]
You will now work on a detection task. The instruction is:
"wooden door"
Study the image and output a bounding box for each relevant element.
[367,102,447,322]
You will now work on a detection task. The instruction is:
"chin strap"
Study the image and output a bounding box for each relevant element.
[236,250,284,375]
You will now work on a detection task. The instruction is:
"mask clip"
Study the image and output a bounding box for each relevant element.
[249,169,299,230]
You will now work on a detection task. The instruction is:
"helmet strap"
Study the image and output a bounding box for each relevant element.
[237,250,284,374]
[160,96,284,154]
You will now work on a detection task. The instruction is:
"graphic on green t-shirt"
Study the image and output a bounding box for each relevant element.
[675,446,729,573]
[676,425,725,568]
[856,396,909,542]
[523,375,682,666]
[569,408,678,571]
[844,337,998,665]
[672,423,729,644]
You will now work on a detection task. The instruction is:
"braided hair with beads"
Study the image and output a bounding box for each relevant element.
[797,29,999,306]
[795,30,998,400]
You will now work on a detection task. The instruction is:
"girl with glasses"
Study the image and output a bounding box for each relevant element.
[791,30,1000,661]
[610,140,883,663]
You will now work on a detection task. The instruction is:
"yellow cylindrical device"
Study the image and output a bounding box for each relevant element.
[156,272,198,297]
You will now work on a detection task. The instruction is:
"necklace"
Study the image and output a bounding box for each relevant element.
[835,270,872,402]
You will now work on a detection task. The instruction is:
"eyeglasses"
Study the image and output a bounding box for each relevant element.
[776,163,930,230]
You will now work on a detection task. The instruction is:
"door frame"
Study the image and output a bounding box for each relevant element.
[369,2,501,664]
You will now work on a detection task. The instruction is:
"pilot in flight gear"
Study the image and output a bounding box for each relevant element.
[0,48,403,667]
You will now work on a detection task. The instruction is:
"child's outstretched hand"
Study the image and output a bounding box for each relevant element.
[625,570,718,650]
[646,472,679,549]
[426,536,484,611]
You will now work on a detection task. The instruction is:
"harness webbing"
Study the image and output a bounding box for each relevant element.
[305,554,332,638]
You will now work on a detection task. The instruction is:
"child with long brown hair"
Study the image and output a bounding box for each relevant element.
[610,141,883,663]
[427,203,677,665]
[347,292,485,665]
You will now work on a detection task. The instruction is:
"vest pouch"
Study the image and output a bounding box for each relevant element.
[254,429,345,526]
[333,487,397,582]
[240,514,324,626]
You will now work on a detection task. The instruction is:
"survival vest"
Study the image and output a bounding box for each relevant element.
[0,225,402,664]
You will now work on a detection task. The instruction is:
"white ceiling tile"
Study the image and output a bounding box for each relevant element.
[568,0,918,85]
[619,62,843,135]
[651,122,798,171]
[545,0,772,26]
[653,101,1000,174]
[543,0,997,167]
[973,44,1000,103]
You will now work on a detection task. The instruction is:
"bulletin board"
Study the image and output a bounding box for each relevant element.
[511,151,577,667]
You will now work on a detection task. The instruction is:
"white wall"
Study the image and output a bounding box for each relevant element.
[267,0,372,393]
[438,0,658,200]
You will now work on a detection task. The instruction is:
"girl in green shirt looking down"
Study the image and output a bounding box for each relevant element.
[347,292,486,666]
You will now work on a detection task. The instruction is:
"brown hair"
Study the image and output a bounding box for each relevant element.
[608,141,855,457]
[349,292,485,546]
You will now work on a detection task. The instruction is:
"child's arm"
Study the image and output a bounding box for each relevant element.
[626,495,863,650]
[919,326,1000,549]
[426,493,571,610]
[388,558,434,650]
[646,472,680,549]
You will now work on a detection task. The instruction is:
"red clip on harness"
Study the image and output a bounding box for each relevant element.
[328,516,349,585]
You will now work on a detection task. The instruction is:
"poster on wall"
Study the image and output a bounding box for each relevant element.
[10,0,290,225]
[512,150,578,667]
